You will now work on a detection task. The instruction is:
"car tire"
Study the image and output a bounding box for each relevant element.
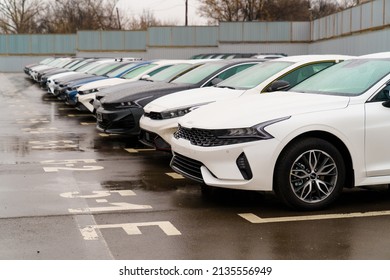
[274,137,345,210]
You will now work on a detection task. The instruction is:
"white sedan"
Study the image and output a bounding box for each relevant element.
[170,52,390,210]
[140,55,352,151]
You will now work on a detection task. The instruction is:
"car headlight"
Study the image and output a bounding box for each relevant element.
[115,101,137,109]
[218,116,291,141]
[79,88,98,95]
[160,103,213,119]
[174,116,291,147]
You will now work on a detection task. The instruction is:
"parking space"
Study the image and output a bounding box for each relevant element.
[1,73,390,260]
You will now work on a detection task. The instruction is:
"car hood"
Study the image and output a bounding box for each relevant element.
[101,81,194,104]
[144,87,246,112]
[179,91,351,129]
[78,78,128,91]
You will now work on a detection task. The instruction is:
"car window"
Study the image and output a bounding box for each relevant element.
[370,83,390,102]
[217,61,294,90]
[291,59,390,96]
[171,64,226,85]
[280,62,335,87]
[150,63,194,82]
[120,64,157,79]
[147,65,172,76]
[203,63,257,87]
[105,63,137,77]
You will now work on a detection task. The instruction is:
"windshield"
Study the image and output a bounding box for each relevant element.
[121,64,157,79]
[86,62,119,75]
[105,63,137,77]
[290,59,390,96]
[150,63,196,82]
[217,61,293,89]
[171,63,225,85]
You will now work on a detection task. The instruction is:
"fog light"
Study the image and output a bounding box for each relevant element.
[236,153,253,180]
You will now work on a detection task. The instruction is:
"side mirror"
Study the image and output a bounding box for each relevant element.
[211,78,223,86]
[267,80,290,92]
[140,74,151,80]
[382,100,390,108]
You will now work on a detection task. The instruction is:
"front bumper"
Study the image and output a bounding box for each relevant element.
[139,115,179,150]
[77,93,96,113]
[96,106,144,135]
[170,136,281,191]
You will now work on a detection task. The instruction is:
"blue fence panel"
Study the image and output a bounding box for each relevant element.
[171,27,196,46]
[0,35,7,54]
[351,6,361,32]
[77,31,101,51]
[148,27,172,46]
[8,35,30,54]
[292,22,310,41]
[242,22,267,42]
[373,0,384,27]
[31,35,55,54]
[53,34,76,54]
[267,22,291,41]
[342,9,352,35]
[219,22,243,42]
[124,31,147,50]
[361,2,372,30]
[194,26,218,46]
[101,31,124,50]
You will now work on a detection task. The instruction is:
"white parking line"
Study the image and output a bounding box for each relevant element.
[125,148,155,153]
[68,114,93,117]
[239,210,390,224]
[166,172,185,179]
[80,122,96,125]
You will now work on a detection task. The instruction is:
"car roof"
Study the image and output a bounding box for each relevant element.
[274,54,354,63]
[357,52,390,59]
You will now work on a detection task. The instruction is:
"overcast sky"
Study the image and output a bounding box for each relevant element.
[115,0,209,25]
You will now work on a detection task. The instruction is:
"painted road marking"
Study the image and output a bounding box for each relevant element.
[166,172,185,179]
[60,190,136,199]
[43,165,104,172]
[22,127,60,134]
[80,122,96,125]
[41,159,104,173]
[68,114,94,117]
[239,210,390,224]
[58,107,76,111]
[68,202,152,213]
[80,221,181,240]
[125,148,155,153]
[29,140,78,149]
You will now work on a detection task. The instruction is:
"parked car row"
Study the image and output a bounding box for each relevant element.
[24,52,390,211]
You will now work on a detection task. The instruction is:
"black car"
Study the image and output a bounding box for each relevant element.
[95,59,262,136]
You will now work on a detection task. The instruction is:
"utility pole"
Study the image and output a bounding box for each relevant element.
[185,0,188,26]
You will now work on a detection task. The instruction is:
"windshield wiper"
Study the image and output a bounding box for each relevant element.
[216,85,236,90]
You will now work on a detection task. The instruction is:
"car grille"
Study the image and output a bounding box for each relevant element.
[174,125,260,147]
[173,125,219,147]
[97,114,136,130]
[144,111,163,120]
[170,153,204,182]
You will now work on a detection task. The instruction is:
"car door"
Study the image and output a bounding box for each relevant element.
[365,82,390,177]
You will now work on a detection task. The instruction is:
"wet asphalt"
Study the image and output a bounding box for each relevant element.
[1,73,390,260]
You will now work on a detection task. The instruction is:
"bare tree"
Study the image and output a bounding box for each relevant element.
[37,0,121,33]
[0,0,43,33]
[198,0,355,22]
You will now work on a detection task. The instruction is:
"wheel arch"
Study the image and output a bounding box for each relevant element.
[273,130,355,190]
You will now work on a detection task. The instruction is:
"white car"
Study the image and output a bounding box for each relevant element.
[170,52,390,210]
[140,55,352,151]
[75,60,190,113]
